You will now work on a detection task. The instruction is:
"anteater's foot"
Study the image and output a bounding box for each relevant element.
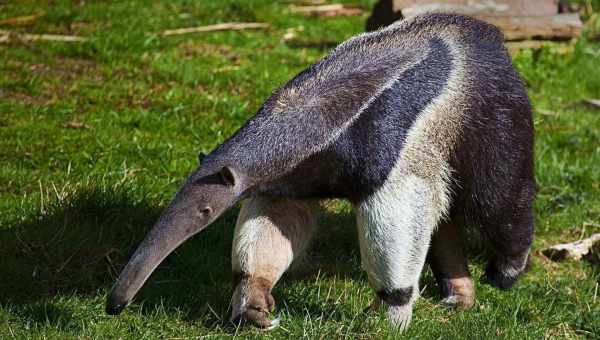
[439,277,475,310]
[485,252,529,289]
[231,276,278,330]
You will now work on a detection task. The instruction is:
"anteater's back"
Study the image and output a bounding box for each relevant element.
[206,13,533,211]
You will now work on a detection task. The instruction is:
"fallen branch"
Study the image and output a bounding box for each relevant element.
[161,22,270,36]
[584,99,600,108]
[542,233,600,262]
[289,4,364,17]
[0,29,88,43]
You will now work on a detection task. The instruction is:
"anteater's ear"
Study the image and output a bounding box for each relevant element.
[218,166,236,187]
[198,152,206,163]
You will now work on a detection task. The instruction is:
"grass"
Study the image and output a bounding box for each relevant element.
[0,0,599,338]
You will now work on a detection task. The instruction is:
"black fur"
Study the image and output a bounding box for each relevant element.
[377,287,413,306]
[444,15,535,285]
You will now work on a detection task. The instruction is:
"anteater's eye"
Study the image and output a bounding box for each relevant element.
[201,207,213,216]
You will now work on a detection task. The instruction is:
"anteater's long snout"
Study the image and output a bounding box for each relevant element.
[106,205,201,315]
[106,166,240,315]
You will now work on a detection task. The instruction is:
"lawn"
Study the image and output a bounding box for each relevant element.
[0,0,599,338]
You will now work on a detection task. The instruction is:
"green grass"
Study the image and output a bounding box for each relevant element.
[1,0,599,338]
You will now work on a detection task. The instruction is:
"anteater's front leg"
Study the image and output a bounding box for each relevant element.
[230,197,318,329]
[356,175,442,330]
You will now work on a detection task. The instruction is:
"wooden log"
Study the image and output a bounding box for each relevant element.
[366,0,582,40]
[394,0,558,17]
[486,14,582,41]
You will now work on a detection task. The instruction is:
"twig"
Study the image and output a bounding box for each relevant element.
[161,22,270,36]
[0,12,45,26]
[0,29,88,43]
[63,120,91,129]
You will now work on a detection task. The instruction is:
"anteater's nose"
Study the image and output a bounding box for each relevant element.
[105,290,128,315]
[105,300,126,315]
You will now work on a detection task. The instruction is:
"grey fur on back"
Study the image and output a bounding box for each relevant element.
[199,13,526,204]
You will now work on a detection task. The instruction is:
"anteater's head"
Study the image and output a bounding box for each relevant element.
[106,162,245,315]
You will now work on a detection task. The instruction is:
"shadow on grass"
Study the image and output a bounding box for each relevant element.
[0,186,161,304]
[0,184,237,328]
[0,185,376,328]
[0,184,490,328]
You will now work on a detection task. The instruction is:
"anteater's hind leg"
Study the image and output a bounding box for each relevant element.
[356,174,445,331]
[230,197,318,329]
[476,180,536,289]
[428,221,474,309]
